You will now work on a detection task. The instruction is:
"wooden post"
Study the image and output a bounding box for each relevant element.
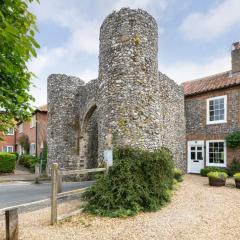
[51,163,58,225]
[35,163,40,184]
[57,174,63,193]
[5,208,18,240]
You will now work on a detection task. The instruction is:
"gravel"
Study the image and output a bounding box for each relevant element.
[1,174,240,239]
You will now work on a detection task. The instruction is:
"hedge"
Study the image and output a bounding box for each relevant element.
[83,146,174,217]
[19,154,39,172]
[0,152,16,173]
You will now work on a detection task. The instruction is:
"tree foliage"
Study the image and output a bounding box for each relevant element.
[0,0,40,133]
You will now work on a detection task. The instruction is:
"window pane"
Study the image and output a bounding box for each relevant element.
[197,152,203,160]
[191,152,195,160]
[191,147,195,151]
[208,97,225,122]
[208,141,225,165]
[8,147,13,153]
[197,147,202,150]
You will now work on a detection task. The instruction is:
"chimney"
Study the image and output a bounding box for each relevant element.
[232,41,240,74]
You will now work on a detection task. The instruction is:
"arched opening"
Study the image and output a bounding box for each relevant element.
[79,105,98,169]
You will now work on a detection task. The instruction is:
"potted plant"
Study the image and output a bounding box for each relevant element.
[207,172,228,187]
[233,173,240,189]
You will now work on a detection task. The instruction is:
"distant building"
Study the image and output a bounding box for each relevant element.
[15,105,48,156]
[0,126,16,153]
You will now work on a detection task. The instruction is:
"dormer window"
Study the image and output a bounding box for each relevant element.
[207,95,227,124]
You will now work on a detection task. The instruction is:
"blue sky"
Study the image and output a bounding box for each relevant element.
[28,0,240,107]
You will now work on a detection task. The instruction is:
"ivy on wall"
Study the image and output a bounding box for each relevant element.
[225,131,240,148]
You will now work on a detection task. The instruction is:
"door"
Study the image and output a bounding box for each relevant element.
[188,141,204,173]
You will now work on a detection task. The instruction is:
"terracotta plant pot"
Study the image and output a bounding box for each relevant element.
[208,178,226,187]
[235,179,240,189]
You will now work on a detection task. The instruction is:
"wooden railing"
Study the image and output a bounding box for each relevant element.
[1,164,106,239]
[50,163,106,225]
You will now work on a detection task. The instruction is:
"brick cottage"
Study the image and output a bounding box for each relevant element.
[0,124,15,153]
[16,105,48,156]
[183,42,240,173]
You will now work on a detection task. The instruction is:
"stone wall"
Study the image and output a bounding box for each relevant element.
[159,72,186,171]
[47,8,186,173]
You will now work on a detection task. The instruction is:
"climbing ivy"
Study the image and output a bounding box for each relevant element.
[225,131,240,148]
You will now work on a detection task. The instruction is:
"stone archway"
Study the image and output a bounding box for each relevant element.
[79,105,98,169]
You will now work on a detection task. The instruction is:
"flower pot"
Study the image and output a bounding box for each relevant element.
[208,178,226,187]
[235,179,240,189]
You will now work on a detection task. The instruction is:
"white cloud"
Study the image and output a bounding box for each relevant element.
[160,54,231,83]
[179,0,240,41]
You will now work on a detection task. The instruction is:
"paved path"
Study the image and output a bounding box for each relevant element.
[0,181,94,209]
[0,164,35,182]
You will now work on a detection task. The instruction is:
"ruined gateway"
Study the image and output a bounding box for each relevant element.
[47,8,186,173]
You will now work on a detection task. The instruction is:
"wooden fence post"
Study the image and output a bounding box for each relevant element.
[35,163,40,184]
[5,208,18,240]
[57,174,63,193]
[51,163,58,225]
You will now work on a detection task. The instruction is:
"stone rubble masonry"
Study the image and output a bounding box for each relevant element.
[47,8,187,174]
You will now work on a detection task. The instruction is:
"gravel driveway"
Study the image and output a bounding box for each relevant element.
[1,174,240,239]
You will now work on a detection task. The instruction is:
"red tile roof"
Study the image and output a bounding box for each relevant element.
[182,71,240,96]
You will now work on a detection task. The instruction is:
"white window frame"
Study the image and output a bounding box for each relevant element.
[19,123,23,133]
[2,146,14,153]
[6,128,14,136]
[30,143,36,156]
[30,115,36,128]
[206,140,227,167]
[206,95,227,125]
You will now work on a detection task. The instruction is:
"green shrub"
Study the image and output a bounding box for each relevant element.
[83,147,174,217]
[200,167,228,177]
[10,152,19,160]
[173,168,183,182]
[207,171,228,180]
[0,152,16,173]
[228,160,240,176]
[19,154,39,172]
[233,173,240,181]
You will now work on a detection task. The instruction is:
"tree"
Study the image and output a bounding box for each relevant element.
[19,134,30,154]
[0,0,40,134]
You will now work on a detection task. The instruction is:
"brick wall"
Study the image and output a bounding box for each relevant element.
[16,111,47,156]
[0,131,15,152]
[185,85,240,166]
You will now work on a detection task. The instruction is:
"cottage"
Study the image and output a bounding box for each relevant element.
[183,42,240,173]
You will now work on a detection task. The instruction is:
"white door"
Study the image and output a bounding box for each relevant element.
[188,141,204,174]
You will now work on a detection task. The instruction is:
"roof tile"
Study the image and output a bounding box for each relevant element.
[182,71,240,96]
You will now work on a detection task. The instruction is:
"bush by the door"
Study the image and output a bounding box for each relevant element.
[0,153,16,173]
[83,147,174,217]
[228,160,240,176]
[200,167,228,177]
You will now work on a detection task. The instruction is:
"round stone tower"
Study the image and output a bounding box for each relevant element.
[97,8,162,158]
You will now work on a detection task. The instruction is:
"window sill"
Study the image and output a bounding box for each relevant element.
[206,163,227,168]
[206,120,227,125]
